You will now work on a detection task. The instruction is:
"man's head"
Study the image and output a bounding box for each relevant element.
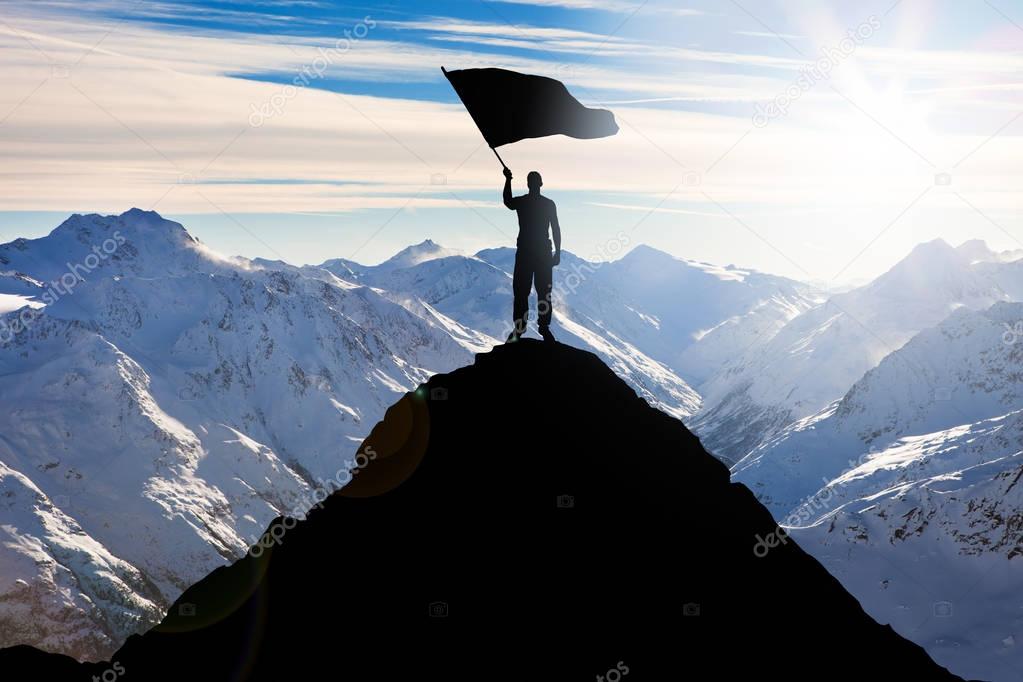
[526,171,543,193]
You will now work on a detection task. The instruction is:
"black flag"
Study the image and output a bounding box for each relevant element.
[442,67,618,148]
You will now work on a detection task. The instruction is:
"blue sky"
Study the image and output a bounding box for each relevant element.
[0,0,1020,283]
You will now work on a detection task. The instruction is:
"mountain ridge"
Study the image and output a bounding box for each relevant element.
[693,235,1017,462]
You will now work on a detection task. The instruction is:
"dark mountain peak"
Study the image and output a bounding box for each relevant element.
[0,341,965,680]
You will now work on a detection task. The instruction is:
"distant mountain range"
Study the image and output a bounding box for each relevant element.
[0,209,1020,680]
[734,301,1023,682]
[694,239,1019,461]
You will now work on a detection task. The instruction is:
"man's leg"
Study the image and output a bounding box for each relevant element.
[511,249,531,336]
[534,250,554,335]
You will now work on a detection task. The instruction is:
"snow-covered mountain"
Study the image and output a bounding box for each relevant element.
[3,209,818,659]
[732,302,1023,682]
[958,238,1023,265]
[694,239,1015,462]
[790,410,1022,682]
[732,300,1023,515]
[3,207,1017,681]
[567,245,824,386]
[0,210,480,659]
[309,242,821,421]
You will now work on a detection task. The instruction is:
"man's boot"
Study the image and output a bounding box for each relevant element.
[506,320,525,343]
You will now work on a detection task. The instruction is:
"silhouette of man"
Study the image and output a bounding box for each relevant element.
[503,167,560,343]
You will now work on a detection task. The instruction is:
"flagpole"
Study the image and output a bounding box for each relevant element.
[490,147,509,172]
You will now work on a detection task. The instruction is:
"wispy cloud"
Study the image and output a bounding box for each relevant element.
[490,0,703,15]
[734,30,804,41]
[590,202,736,217]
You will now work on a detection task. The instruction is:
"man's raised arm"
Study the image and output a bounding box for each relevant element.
[502,167,515,209]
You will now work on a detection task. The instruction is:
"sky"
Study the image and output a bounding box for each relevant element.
[0,0,1020,285]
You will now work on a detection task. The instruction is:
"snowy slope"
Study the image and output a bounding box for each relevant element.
[694,240,1014,462]
[787,412,1023,682]
[0,460,164,661]
[729,302,1023,681]
[733,301,1023,517]
[580,245,823,385]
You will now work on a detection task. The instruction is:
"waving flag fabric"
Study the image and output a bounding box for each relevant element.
[442,67,619,148]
